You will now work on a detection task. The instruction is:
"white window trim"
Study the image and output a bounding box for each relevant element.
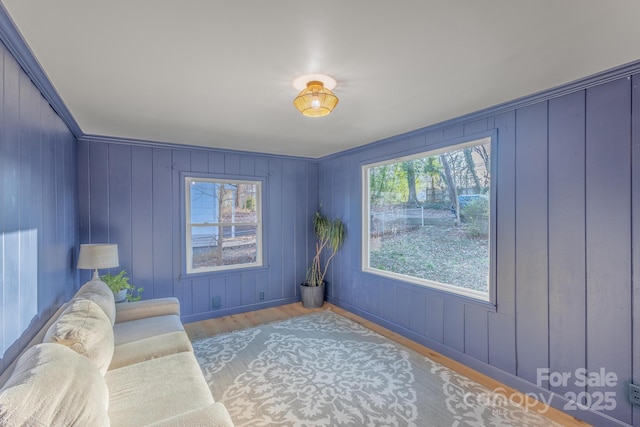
[361,137,492,302]
[185,176,263,274]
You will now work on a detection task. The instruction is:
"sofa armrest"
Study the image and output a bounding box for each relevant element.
[114,298,180,323]
[146,402,234,427]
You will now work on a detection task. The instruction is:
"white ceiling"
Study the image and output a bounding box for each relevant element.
[3,1,640,158]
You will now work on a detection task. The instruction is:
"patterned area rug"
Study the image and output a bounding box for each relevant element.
[192,311,562,427]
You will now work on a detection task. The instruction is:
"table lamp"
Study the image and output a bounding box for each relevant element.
[77,243,119,280]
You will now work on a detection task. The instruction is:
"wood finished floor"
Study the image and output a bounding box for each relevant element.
[184,302,591,427]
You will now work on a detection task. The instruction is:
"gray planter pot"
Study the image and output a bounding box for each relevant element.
[300,282,325,308]
[113,289,127,303]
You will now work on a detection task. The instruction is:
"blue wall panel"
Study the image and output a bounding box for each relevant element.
[493,110,516,316]
[379,282,395,321]
[585,78,632,424]
[192,278,209,314]
[108,144,132,282]
[394,285,410,329]
[514,102,549,384]
[88,143,109,245]
[190,150,208,173]
[225,275,242,308]
[548,90,586,398]
[425,295,444,343]
[0,41,77,374]
[464,305,488,363]
[281,159,296,299]
[408,290,426,336]
[632,73,640,426]
[487,312,515,374]
[208,152,224,173]
[224,154,240,175]
[130,146,154,297]
[443,300,464,353]
[241,274,256,306]
[266,157,284,301]
[151,149,173,299]
[294,160,308,296]
[320,72,640,426]
[77,139,318,322]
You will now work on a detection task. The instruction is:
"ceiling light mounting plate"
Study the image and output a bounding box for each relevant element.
[292,74,337,91]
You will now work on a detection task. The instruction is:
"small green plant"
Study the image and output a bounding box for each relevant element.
[306,211,347,287]
[101,270,144,302]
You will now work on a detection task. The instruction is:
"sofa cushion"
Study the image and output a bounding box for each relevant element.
[110,331,193,370]
[0,343,109,427]
[113,314,185,346]
[44,298,114,375]
[74,279,116,325]
[115,297,180,323]
[106,352,215,427]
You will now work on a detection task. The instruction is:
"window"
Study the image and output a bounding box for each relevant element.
[185,177,262,274]
[362,137,493,301]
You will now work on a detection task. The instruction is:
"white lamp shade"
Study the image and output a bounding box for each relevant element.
[77,244,119,270]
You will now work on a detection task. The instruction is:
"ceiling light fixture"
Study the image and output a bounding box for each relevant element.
[292,74,339,117]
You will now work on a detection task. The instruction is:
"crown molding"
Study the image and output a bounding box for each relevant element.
[78,134,318,162]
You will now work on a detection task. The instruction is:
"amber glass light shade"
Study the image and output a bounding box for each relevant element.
[293,81,339,117]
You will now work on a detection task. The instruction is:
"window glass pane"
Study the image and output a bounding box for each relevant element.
[191,225,258,270]
[221,225,258,265]
[191,225,221,270]
[190,182,217,223]
[218,183,258,224]
[365,138,491,299]
[186,177,262,274]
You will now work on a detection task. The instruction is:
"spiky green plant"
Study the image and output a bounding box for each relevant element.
[306,211,346,287]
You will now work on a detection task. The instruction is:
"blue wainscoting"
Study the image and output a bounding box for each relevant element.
[320,73,640,426]
[77,138,318,323]
[0,41,78,373]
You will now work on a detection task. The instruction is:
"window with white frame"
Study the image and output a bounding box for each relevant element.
[185,177,262,274]
[362,137,493,301]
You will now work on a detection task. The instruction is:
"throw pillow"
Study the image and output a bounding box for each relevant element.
[44,298,114,375]
[74,279,116,325]
[0,343,109,426]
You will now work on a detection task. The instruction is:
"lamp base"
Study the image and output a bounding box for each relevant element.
[92,269,100,281]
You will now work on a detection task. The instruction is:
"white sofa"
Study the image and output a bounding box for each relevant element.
[0,279,234,426]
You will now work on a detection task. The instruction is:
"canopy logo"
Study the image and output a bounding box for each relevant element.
[463,368,619,415]
[537,368,618,411]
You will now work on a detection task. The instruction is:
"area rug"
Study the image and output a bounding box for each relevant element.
[192,311,562,427]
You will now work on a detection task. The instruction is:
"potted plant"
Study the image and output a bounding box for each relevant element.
[101,270,143,303]
[300,211,346,308]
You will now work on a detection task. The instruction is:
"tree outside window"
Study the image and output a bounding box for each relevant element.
[363,137,492,301]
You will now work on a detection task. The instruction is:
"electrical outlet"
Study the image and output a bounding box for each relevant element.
[629,383,640,406]
[211,296,221,310]
[259,292,265,301]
